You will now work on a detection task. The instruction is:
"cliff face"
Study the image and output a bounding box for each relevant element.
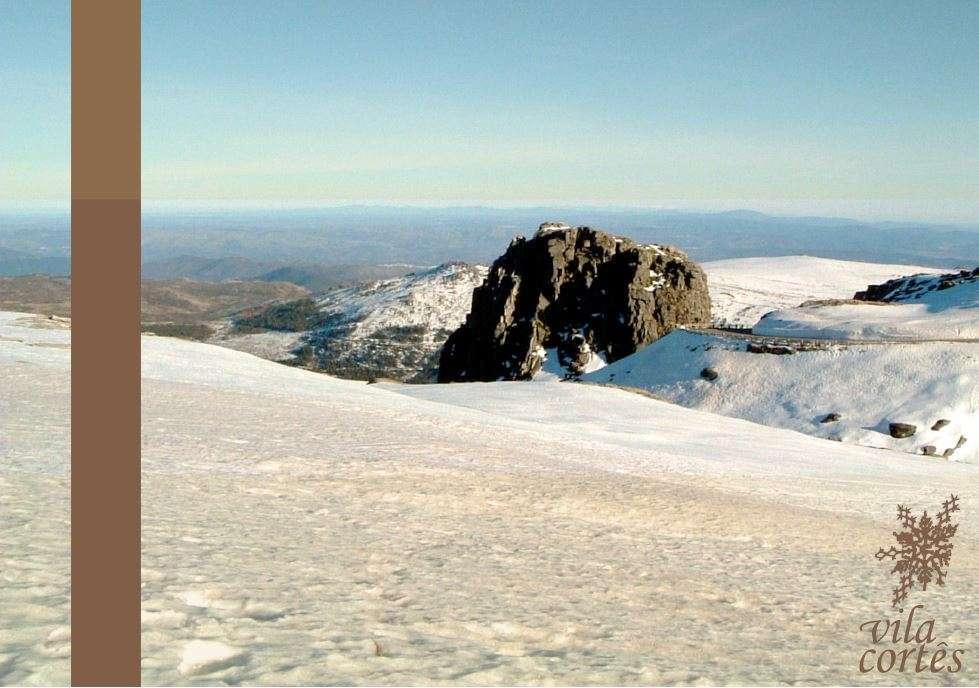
[438,223,711,382]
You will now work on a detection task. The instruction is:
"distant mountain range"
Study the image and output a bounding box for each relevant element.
[2,207,978,280]
[140,255,419,291]
[137,206,979,268]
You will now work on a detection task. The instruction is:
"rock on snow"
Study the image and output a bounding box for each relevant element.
[439,224,710,382]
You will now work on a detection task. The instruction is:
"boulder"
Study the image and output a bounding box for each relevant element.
[438,223,711,382]
[700,367,719,381]
[747,342,796,355]
[888,422,917,439]
[931,419,951,431]
[820,412,841,423]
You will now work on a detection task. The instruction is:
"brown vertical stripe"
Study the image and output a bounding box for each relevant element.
[71,1,141,686]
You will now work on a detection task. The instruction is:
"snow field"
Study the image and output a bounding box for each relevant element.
[0,313,70,685]
[703,256,945,329]
[584,329,979,462]
[137,333,979,684]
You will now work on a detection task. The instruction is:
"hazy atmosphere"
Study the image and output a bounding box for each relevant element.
[4,1,979,220]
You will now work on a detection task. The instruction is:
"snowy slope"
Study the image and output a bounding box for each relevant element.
[703,256,945,328]
[134,334,979,685]
[0,312,70,685]
[212,262,488,380]
[584,329,979,462]
[755,270,979,340]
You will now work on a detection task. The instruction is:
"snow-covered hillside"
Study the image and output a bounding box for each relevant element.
[210,256,949,378]
[755,268,979,340]
[140,332,979,684]
[584,329,979,462]
[703,256,945,328]
[0,312,70,685]
[5,311,978,684]
[212,262,488,380]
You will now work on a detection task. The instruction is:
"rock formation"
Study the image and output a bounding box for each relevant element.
[438,223,710,382]
[855,267,979,302]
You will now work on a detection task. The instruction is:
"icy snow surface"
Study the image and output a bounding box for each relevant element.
[0,312,70,685]
[136,332,979,684]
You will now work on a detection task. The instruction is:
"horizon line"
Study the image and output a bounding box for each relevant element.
[3,199,979,227]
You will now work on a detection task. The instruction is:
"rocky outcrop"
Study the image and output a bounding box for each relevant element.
[855,267,979,302]
[438,223,710,382]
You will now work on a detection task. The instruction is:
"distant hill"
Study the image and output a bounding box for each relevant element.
[3,206,978,279]
[0,212,70,276]
[140,279,310,324]
[0,274,311,338]
[0,275,71,317]
[141,255,418,291]
[140,207,979,267]
[215,262,488,381]
[0,250,70,277]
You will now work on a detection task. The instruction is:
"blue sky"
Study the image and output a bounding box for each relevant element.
[1,1,69,207]
[3,2,979,220]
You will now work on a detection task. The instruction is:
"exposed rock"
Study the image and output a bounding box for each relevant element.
[854,267,978,302]
[820,412,841,423]
[942,436,968,459]
[921,445,937,456]
[700,367,719,381]
[931,419,951,431]
[747,342,796,355]
[888,422,917,439]
[438,224,711,382]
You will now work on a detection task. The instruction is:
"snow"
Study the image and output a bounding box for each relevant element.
[703,256,946,329]
[581,348,608,373]
[4,250,979,686]
[584,329,979,462]
[754,277,979,341]
[535,346,607,381]
[312,262,487,337]
[535,347,565,380]
[208,328,303,361]
[177,640,249,677]
[134,332,979,684]
[0,312,70,685]
[643,269,665,292]
[207,263,488,380]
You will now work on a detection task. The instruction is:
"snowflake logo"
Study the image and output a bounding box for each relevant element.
[875,494,959,608]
